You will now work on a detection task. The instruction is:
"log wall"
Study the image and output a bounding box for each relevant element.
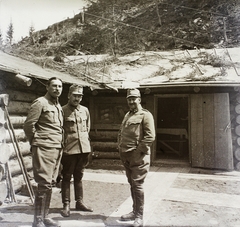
[0,72,44,200]
[0,90,33,194]
[230,91,240,171]
[89,95,155,162]
[1,68,240,204]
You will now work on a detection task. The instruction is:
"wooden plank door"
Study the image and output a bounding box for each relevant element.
[190,93,233,170]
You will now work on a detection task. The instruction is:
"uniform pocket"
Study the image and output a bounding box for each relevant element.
[65,117,76,132]
[127,117,143,135]
[80,116,87,132]
[42,106,56,122]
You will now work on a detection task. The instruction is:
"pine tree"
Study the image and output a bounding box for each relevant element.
[29,23,35,36]
[29,23,36,44]
[6,21,14,45]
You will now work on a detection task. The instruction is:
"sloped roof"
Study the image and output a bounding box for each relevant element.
[61,47,240,89]
[2,47,240,91]
[0,51,102,89]
[109,47,240,88]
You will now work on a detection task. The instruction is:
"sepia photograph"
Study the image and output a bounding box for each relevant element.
[0,0,240,226]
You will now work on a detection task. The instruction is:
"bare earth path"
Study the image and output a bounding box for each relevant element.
[1,166,240,227]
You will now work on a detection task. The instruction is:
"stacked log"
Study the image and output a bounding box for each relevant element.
[0,90,34,198]
[231,91,240,171]
[90,130,119,161]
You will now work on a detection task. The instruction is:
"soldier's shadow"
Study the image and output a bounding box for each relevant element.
[51,207,108,220]
[51,208,134,227]
[0,203,34,215]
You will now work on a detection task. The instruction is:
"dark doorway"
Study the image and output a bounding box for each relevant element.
[156,96,189,160]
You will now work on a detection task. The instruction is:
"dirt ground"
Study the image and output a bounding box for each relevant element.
[0,167,130,227]
[1,164,240,227]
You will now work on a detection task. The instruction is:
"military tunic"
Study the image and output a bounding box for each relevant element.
[24,93,64,190]
[62,103,91,155]
[118,104,155,219]
[118,106,155,155]
[61,103,91,204]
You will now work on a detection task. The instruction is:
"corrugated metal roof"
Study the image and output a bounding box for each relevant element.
[0,51,102,89]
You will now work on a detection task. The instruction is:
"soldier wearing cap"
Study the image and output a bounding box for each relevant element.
[118,88,155,227]
[60,84,93,217]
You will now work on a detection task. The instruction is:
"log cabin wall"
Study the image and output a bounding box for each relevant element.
[0,71,69,194]
[1,67,240,198]
[89,86,239,171]
[229,90,240,171]
[88,92,154,163]
[0,71,42,193]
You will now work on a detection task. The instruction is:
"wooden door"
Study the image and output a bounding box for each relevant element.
[190,93,233,170]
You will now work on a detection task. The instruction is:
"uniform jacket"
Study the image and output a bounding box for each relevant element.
[118,105,155,155]
[23,93,64,148]
[62,103,91,155]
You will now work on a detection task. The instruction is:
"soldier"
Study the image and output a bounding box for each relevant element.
[60,84,93,217]
[24,77,64,227]
[118,88,155,227]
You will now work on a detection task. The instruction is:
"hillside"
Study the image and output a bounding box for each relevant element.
[1,0,240,86]
[8,0,239,57]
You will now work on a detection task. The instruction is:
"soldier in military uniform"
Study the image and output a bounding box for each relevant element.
[118,88,155,227]
[60,84,93,217]
[24,77,64,227]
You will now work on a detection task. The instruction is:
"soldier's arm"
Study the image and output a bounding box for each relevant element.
[23,99,42,143]
[137,111,155,154]
[86,108,91,133]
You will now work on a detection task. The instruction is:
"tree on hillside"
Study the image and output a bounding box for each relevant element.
[29,23,35,36]
[6,21,14,45]
[29,23,36,44]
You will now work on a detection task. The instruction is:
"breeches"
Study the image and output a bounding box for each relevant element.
[61,153,90,183]
[120,149,150,187]
[120,150,150,217]
[32,146,62,190]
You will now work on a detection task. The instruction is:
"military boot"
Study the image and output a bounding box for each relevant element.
[120,211,135,221]
[60,180,71,217]
[74,181,93,212]
[61,202,70,217]
[32,190,46,227]
[133,190,144,227]
[43,189,60,227]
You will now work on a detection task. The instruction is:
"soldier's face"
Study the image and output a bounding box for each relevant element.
[127,97,141,110]
[47,79,62,99]
[69,93,83,107]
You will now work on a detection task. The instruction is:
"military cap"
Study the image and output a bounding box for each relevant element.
[126,88,141,98]
[69,84,83,95]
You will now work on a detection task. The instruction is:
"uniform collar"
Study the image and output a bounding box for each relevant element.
[45,93,59,105]
[67,103,81,111]
[129,104,142,114]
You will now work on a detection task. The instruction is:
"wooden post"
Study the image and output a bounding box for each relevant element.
[0,94,9,107]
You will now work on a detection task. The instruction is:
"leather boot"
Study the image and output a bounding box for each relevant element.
[75,201,93,212]
[74,181,93,212]
[121,211,135,221]
[130,186,137,215]
[61,202,70,217]
[43,189,60,227]
[60,181,71,217]
[32,190,46,227]
[133,190,144,227]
